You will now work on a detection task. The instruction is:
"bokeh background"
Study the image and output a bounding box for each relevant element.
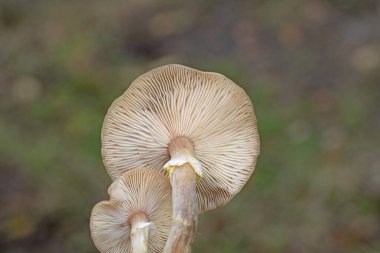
[1,0,380,252]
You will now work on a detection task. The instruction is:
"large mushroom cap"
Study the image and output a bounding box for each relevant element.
[102,64,260,212]
[90,168,172,253]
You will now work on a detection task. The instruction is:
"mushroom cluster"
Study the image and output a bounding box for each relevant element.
[91,64,260,253]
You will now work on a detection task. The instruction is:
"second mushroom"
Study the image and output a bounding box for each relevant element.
[102,64,260,252]
[90,168,172,253]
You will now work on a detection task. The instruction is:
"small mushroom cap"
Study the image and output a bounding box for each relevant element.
[102,64,260,212]
[90,168,172,253]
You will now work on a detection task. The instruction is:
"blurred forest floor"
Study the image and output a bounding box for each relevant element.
[0,0,380,252]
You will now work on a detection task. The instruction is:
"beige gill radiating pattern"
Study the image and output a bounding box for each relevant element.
[102,64,260,212]
[90,169,172,253]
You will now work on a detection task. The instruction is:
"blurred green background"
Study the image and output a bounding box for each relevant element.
[1,0,380,252]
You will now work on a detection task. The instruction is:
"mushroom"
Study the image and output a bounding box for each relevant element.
[90,168,172,253]
[102,64,260,252]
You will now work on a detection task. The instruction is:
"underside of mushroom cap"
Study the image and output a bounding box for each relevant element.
[90,168,172,253]
[102,64,260,212]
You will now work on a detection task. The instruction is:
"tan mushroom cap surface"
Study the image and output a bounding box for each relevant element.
[90,168,172,253]
[102,64,260,212]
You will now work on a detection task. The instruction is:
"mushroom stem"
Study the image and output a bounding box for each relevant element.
[164,163,198,253]
[130,212,152,253]
[164,136,201,252]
